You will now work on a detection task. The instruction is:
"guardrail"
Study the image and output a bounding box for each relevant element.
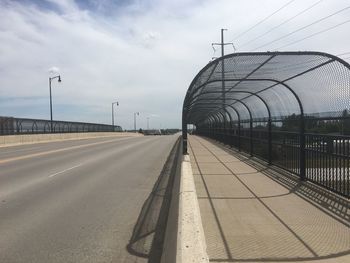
[0,116,122,135]
[197,117,350,197]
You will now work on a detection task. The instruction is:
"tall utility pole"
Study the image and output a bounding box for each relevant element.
[134,112,139,132]
[212,29,235,129]
[112,101,119,130]
[220,28,226,124]
[147,117,150,130]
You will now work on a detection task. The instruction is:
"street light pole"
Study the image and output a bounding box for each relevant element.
[134,112,139,132]
[112,101,119,131]
[147,117,150,130]
[49,75,61,133]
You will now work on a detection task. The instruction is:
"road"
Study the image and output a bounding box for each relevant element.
[0,135,180,263]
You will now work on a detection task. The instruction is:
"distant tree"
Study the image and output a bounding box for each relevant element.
[272,111,350,135]
[281,114,300,131]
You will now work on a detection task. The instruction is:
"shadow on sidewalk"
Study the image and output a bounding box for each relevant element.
[205,137,349,225]
[190,136,350,262]
[126,138,180,263]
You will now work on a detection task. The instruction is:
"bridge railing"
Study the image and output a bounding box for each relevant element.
[0,116,122,135]
[196,120,350,197]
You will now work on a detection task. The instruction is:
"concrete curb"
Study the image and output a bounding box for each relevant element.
[178,154,209,263]
[161,153,209,263]
[0,132,143,148]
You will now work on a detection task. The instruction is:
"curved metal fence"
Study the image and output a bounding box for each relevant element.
[0,116,122,135]
[182,51,350,197]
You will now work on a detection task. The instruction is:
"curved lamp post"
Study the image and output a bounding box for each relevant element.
[49,75,61,133]
[134,112,139,132]
[112,101,119,131]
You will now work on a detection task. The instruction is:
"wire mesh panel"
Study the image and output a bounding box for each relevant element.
[183,51,350,197]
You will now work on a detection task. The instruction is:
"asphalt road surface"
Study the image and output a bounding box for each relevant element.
[0,135,180,263]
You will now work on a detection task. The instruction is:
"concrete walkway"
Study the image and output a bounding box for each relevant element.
[188,135,350,263]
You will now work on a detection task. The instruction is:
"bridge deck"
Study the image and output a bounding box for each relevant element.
[188,135,349,263]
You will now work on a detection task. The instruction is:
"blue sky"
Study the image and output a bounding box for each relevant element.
[1,0,350,129]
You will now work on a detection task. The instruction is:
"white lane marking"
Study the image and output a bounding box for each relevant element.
[48,164,83,178]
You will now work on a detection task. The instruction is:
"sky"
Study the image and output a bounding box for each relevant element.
[0,0,349,130]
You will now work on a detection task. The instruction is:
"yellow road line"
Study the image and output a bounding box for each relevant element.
[0,137,130,165]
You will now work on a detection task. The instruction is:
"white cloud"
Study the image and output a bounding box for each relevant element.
[140,31,160,48]
[0,0,349,128]
[48,66,60,74]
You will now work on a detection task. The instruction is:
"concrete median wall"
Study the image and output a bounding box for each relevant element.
[161,151,209,263]
[160,142,182,263]
[0,132,142,147]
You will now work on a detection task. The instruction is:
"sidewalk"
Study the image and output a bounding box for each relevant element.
[188,135,350,263]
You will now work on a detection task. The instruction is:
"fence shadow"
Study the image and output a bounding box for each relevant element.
[206,137,350,226]
[127,138,180,263]
[191,136,350,262]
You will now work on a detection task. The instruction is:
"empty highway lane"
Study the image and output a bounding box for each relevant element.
[0,135,180,263]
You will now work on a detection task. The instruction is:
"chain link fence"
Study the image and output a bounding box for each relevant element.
[183,51,350,197]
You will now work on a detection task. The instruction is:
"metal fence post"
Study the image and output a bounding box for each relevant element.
[250,119,253,156]
[300,116,306,180]
[238,121,241,151]
[268,118,272,165]
[182,111,188,155]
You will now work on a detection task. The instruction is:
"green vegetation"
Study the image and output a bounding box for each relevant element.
[280,110,350,135]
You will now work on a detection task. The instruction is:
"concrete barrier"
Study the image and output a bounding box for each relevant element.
[160,142,182,263]
[0,132,142,147]
[161,153,209,263]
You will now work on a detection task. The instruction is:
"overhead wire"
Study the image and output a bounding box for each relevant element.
[239,0,324,49]
[273,18,350,50]
[251,5,350,51]
[230,0,297,42]
[249,51,350,74]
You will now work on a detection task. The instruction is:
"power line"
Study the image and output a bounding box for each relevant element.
[251,5,350,51]
[274,18,350,50]
[260,52,350,74]
[230,0,297,42]
[272,52,350,71]
[239,0,324,49]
